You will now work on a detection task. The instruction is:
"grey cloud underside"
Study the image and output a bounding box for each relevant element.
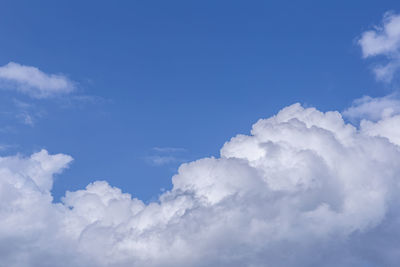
[1,103,400,267]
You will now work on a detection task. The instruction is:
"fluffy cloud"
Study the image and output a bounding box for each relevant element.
[358,12,400,81]
[0,62,75,98]
[1,104,400,266]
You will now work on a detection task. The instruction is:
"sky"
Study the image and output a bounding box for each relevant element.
[1,1,400,266]
[0,0,398,202]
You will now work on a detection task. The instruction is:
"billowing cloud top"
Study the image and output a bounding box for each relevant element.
[0,62,75,98]
[358,12,400,81]
[1,104,400,266]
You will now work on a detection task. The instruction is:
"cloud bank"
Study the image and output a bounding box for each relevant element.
[358,12,400,81]
[1,104,400,267]
[0,62,75,98]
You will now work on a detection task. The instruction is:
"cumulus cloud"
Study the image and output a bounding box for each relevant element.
[358,12,400,81]
[0,62,75,98]
[1,104,400,266]
[343,94,400,121]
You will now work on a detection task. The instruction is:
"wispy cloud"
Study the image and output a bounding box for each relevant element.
[145,147,187,166]
[0,63,105,127]
[0,62,75,98]
[145,155,180,165]
[152,147,186,153]
[11,99,44,126]
[17,113,34,126]
[0,144,16,152]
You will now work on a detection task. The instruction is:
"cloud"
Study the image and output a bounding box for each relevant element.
[17,112,34,126]
[0,144,15,152]
[1,104,400,266]
[358,12,400,82]
[152,147,186,153]
[11,99,44,126]
[145,147,188,166]
[0,62,75,98]
[145,155,180,165]
[343,94,400,121]
[361,114,400,145]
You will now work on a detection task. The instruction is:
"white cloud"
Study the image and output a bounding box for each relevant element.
[361,114,400,145]
[1,104,400,266]
[0,62,75,98]
[358,12,400,81]
[343,94,400,121]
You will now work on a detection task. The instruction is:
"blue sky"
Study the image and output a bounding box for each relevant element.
[3,1,400,266]
[0,0,398,203]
